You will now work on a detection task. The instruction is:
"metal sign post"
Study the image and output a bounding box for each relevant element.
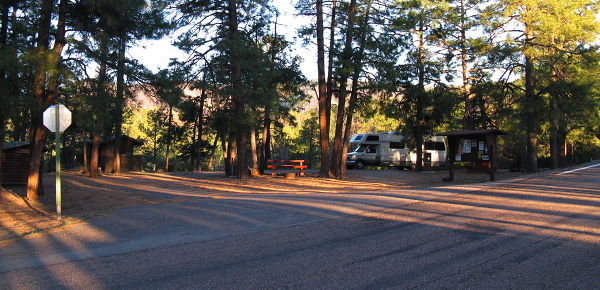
[55,105,62,219]
[43,104,72,220]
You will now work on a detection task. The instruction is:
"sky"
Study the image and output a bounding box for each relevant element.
[129,0,318,80]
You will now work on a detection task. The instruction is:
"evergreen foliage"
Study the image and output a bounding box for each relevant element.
[1,0,599,184]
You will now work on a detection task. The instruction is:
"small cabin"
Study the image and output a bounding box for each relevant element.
[1,141,31,185]
[80,135,144,173]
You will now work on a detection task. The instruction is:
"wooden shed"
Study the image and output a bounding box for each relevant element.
[80,135,144,173]
[1,141,31,186]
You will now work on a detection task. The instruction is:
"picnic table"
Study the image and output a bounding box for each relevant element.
[267,160,307,177]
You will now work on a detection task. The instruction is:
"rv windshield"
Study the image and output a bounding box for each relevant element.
[351,144,369,152]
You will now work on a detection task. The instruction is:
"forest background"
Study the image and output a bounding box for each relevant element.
[1,0,600,200]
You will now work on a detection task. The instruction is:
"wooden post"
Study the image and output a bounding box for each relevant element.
[486,133,496,182]
[444,136,456,182]
[488,144,495,181]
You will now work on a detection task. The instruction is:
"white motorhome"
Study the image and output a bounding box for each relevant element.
[346,132,447,170]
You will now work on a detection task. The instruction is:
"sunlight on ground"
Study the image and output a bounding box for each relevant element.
[1,169,598,249]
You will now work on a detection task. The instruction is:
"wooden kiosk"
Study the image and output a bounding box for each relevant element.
[437,129,508,182]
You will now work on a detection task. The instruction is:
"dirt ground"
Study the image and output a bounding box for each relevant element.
[0,168,528,248]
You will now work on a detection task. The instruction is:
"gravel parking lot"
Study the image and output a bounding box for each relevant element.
[1,167,527,246]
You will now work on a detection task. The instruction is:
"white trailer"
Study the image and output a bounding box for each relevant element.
[345,132,447,170]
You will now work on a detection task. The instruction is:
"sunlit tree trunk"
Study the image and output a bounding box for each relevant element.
[90,134,101,176]
[316,0,333,177]
[27,0,52,199]
[114,33,126,174]
[250,122,259,169]
[325,0,336,142]
[28,0,66,198]
[260,109,271,174]
[341,0,371,177]
[331,0,357,178]
[225,133,236,176]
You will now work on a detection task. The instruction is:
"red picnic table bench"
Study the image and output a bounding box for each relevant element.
[267,159,307,177]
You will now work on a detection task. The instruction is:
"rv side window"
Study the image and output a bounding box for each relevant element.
[424,142,434,150]
[365,135,379,141]
[424,141,446,151]
[390,142,405,149]
[435,142,446,150]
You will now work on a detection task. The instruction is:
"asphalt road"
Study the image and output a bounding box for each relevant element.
[1,165,599,289]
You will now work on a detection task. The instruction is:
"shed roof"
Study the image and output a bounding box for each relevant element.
[82,135,144,146]
[2,141,30,151]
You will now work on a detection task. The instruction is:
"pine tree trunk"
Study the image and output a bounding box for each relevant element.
[325,0,336,139]
[114,33,126,174]
[89,31,108,178]
[165,105,173,172]
[82,132,89,175]
[524,24,538,173]
[260,109,271,174]
[196,90,206,171]
[90,134,101,177]
[459,0,475,130]
[557,118,568,168]
[341,0,371,177]
[331,0,357,178]
[227,0,248,179]
[28,0,66,198]
[250,123,258,170]
[316,0,332,177]
[414,15,426,172]
[0,2,9,189]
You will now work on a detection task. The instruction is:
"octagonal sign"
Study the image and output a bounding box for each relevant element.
[43,104,72,133]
